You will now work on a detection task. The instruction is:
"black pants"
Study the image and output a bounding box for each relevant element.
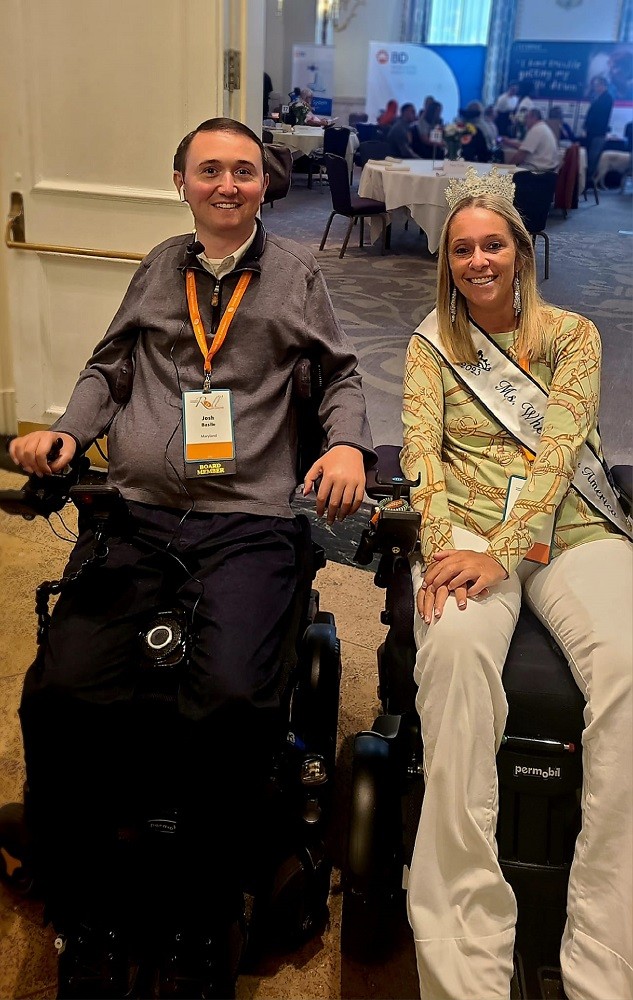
[19,503,303,930]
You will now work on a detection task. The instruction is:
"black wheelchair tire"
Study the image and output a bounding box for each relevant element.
[342,732,402,959]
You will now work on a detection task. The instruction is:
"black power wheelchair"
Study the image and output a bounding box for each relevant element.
[0,364,343,998]
[342,444,632,1000]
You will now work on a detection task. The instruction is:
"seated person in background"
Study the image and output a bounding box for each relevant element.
[547,106,575,142]
[386,102,421,159]
[377,99,398,129]
[595,120,632,189]
[480,105,499,152]
[402,177,632,1000]
[290,88,329,126]
[9,117,375,1000]
[458,102,491,163]
[411,100,444,159]
[503,108,560,172]
[510,78,535,138]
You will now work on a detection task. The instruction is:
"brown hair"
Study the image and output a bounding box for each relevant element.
[173,118,268,177]
[436,193,546,364]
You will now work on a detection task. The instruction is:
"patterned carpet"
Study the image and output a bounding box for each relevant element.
[265,176,633,464]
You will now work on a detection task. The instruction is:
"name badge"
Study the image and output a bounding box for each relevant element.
[504,475,554,565]
[182,389,236,478]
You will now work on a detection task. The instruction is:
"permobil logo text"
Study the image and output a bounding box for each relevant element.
[514,764,561,779]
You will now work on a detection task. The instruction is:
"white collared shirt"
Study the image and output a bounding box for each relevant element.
[195,225,257,280]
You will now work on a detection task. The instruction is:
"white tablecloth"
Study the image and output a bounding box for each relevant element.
[268,126,359,173]
[358,160,516,253]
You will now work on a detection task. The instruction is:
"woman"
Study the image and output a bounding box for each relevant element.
[401,186,632,1000]
[411,100,444,159]
[458,101,491,162]
[377,98,398,129]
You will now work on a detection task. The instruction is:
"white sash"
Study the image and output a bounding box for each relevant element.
[416,312,633,541]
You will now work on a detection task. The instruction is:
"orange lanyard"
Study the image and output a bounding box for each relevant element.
[186,269,252,389]
[517,356,536,463]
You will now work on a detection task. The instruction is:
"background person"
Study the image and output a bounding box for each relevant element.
[503,108,560,173]
[386,102,421,159]
[494,82,519,137]
[582,76,614,188]
[411,100,444,159]
[377,98,398,128]
[457,102,491,163]
[10,117,375,1000]
[402,186,632,1000]
[480,105,499,153]
[546,106,575,143]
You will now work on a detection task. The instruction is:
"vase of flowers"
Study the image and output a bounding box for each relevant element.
[443,121,477,160]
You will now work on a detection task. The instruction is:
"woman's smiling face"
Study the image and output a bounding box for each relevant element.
[447,206,518,328]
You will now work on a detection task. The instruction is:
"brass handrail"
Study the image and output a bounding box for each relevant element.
[5,192,145,262]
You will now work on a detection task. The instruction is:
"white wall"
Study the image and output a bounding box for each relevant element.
[515,0,622,41]
[264,0,285,100]
[333,0,402,97]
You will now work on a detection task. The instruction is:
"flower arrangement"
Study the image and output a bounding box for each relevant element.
[443,121,477,160]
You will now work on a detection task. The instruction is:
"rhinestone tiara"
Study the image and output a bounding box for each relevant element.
[445,165,515,210]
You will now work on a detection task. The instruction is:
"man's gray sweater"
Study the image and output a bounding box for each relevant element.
[53,223,375,517]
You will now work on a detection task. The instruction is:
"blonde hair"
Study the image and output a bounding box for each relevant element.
[436,193,546,364]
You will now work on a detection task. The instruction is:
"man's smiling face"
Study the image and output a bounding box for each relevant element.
[177,130,269,252]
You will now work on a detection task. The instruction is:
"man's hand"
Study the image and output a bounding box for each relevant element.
[9,431,77,477]
[303,445,366,525]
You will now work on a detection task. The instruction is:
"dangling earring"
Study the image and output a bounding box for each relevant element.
[450,287,457,324]
[513,274,522,316]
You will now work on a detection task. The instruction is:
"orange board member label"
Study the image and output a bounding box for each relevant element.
[182,389,236,477]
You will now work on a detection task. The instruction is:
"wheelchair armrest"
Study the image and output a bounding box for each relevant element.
[0,453,90,520]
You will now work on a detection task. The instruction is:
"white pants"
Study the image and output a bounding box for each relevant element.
[408,527,633,1000]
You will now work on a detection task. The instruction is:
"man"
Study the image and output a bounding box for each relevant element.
[583,75,614,186]
[386,102,421,159]
[493,82,518,137]
[10,118,375,999]
[503,108,560,173]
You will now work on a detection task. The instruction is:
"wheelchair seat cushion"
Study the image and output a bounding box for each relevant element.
[502,606,585,743]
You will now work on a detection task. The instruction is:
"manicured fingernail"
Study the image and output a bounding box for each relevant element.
[434,608,441,617]
[421,581,427,588]
[458,601,466,609]
[424,614,431,624]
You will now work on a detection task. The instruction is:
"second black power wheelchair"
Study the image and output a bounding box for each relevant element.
[0,362,344,998]
[343,444,632,1000]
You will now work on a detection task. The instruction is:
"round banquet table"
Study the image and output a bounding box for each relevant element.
[358,159,516,253]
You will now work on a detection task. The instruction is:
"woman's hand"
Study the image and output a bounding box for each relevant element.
[417,549,508,623]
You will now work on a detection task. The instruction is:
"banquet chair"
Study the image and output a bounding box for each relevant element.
[262,128,274,144]
[512,170,558,280]
[554,143,580,217]
[356,123,381,143]
[354,140,389,170]
[308,126,352,189]
[262,144,293,208]
[319,154,390,259]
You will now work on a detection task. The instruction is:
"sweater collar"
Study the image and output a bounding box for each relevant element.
[178,218,266,275]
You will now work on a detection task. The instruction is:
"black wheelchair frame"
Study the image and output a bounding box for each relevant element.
[342,445,632,1000]
[0,362,344,993]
